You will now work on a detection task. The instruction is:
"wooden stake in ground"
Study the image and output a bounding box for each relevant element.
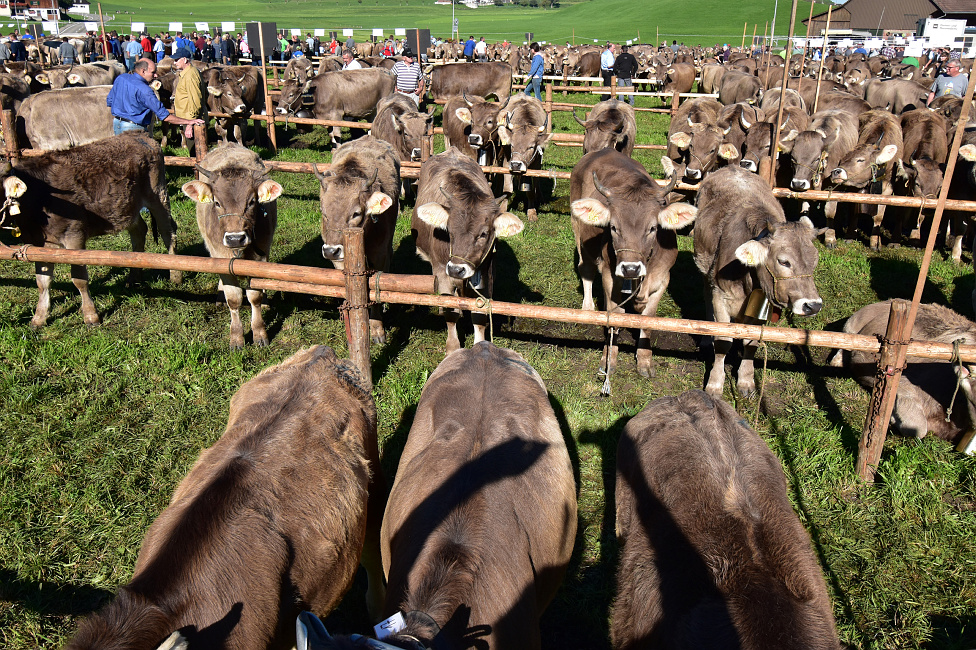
[813,6,832,113]
[342,228,372,387]
[770,0,800,188]
[1,109,19,161]
[741,22,748,50]
[97,3,109,60]
[752,24,757,52]
[257,24,277,152]
[798,0,815,74]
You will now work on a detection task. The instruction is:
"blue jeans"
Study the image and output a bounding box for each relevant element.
[113,118,149,136]
[525,76,541,101]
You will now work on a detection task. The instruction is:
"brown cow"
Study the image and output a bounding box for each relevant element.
[662,62,696,95]
[831,301,976,446]
[714,102,765,164]
[442,94,506,165]
[719,70,763,106]
[694,166,823,396]
[429,62,512,102]
[283,56,316,84]
[738,107,808,178]
[828,109,903,249]
[275,68,395,146]
[204,66,265,144]
[863,77,929,114]
[497,93,551,220]
[573,99,637,157]
[895,109,949,246]
[370,93,434,163]
[314,136,399,343]
[182,144,282,349]
[612,389,841,650]
[18,85,113,150]
[412,148,524,353]
[813,90,871,116]
[0,132,178,329]
[34,62,121,89]
[698,63,727,95]
[570,150,696,376]
[64,345,387,650]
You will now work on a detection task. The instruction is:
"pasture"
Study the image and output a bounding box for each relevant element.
[1,87,976,650]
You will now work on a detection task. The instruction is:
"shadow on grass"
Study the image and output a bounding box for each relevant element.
[0,569,114,618]
[925,613,976,650]
[869,255,948,305]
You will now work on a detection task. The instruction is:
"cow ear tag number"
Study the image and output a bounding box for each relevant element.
[374,612,406,640]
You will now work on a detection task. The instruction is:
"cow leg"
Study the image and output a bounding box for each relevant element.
[126,214,148,287]
[445,308,462,354]
[737,337,759,398]
[577,251,599,311]
[949,213,966,264]
[246,286,269,347]
[705,299,734,397]
[31,261,54,329]
[220,275,246,349]
[823,201,838,248]
[71,263,101,326]
[331,125,341,147]
[635,285,666,378]
[524,176,538,221]
[369,303,386,345]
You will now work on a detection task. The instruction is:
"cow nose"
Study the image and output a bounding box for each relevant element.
[468,134,483,146]
[616,261,646,278]
[510,161,526,173]
[684,167,701,180]
[791,178,811,190]
[411,148,421,161]
[223,232,249,249]
[740,160,757,172]
[322,244,344,261]
[446,261,474,279]
[830,168,847,181]
[275,106,288,114]
[233,104,246,114]
[795,298,823,316]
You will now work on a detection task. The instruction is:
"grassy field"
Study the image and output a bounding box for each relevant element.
[2,92,976,649]
[77,0,833,46]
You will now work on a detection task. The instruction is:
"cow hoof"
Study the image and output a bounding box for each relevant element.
[371,334,387,345]
[527,208,538,222]
[637,365,654,379]
[255,337,269,348]
[229,340,245,351]
[824,239,837,250]
[737,385,756,399]
[170,270,183,285]
[29,318,45,330]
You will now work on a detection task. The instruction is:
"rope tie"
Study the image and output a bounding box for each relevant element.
[753,322,769,429]
[13,243,30,261]
[946,338,966,422]
[467,280,494,343]
[373,270,383,305]
[599,278,642,397]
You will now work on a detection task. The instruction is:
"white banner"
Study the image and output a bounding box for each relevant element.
[291,28,301,36]
[808,37,824,48]
[195,22,208,32]
[395,28,405,36]
[222,22,235,32]
[867,38,883,48]
[905,41,925,56]
[372,28,384,36]
[131,21,145,32]
[85,22,98,31]
[169,22,183,33]
[343,28,353,36]
[42,21,58,34]
[314,28,325,36]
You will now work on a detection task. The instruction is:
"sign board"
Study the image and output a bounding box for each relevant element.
[808,37,824,48]
[343,28,353,36]
[131,21,145,32]
[42,21,57,35]
[395,28,405,36]
[291,28,301,36]
[169,22,183,33]
[453,18,458,31]
[866,38,883,48]
[85,22,98,31]
[904,41,925,56]
[626,39,632,45]
[920,17,966,47]
[195,22,209,32]
[314,28,325,36]
[222,22,235,32]
[372,28,383,36]
[245,21,278,55]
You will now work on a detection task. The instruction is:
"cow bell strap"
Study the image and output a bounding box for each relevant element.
[614,247,648,263]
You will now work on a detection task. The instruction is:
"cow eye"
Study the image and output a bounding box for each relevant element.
[647,225,657,235]
[214,199,222,209]
[778,258,791,268]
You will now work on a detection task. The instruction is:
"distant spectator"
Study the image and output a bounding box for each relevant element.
[58,37,78,66]
[612,44,639,106]
[475,36,487,62]
[600,42,615,100]
[464,35,476,62]
[345,33,354,50]
[8,34,25,62]
[341,49,361,70]
[124,34,143,71]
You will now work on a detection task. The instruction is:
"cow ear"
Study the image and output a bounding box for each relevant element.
[660,156,675,178]
[875,144,898,164]
[181,180,213,203]
[366,191,393,215]
[67,73,82,85]
[718,143,739,160]
[151,79,162,91]
[391,113,403,133]
[22,75,31,85]
[3,175,27,198]
[155,631,188,650]
[658,203,697,230]
[35,73,49,85]
[417,202,450,230]
[571,198,611,227]
[257,180,283,203]
[669,131,690,149]
[207,86,223,96]
[781,128,799,143]
[497,125,510,145]
[734,239,769,267]
[959,144,976,162]
[493,212,524,238]
[454,107,472,124]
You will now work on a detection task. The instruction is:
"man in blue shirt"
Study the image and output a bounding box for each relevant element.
[524,42,544,101]
[600,42,615,100]
[106,58,204,135]
[464,35,476,62]
[124,34,143,71]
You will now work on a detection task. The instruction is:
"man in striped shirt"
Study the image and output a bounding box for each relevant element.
[392,47,425,107]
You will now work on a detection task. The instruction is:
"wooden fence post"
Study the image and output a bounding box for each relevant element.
[1,109,20,161]
[257,27,277,153]
[545,83,553,127]
[192,122,208,180]
[669,90,680,118]
[610,75,617,100]
[857,299,910,481]
[342,227,372,388]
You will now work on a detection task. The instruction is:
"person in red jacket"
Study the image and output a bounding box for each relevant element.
[140,33,151,55]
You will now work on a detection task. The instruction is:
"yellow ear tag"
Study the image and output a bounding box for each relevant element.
[580,206,602,225]
[9,202,20,215]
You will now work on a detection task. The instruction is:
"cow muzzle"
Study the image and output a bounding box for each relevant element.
[830,168,847,182]
[740,159,758,172]
[274,106,290,115]
[615,261,646,279]
[446,261,475,279]
[322,244,343,262]
[233,104,247,114]
[411,148,422,161]
[791,178,811,190]
[793,298,823,316]
[684,167,702,180]
[468,134,483,146]
[223,231,249,249]
[510,160,527,173]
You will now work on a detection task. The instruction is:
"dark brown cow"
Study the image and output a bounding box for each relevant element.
[570,149,696,376]
[429,62,512,102]
[828,109,903,249]
[813,90,871,116]
[370,93,434,163]
[714,102,766,164]
[0,72,30,147]
[204,66,265,144]
[719,70,763,105]
[275,68,395,146]
[64,345,387,650]
[314,136,399,343]
[662,62,696,94]
[575,50,602,79]
[573,99,637,156]
[738,106,808,177]
[497,93,551,220]
[19,85,113,150]
[442,94,506,164]
[412,148,524,353]
[831,302,976,446]
[613,389,842,650]
[182,144,282,349]
[895,109,949,245]
[0,132,178,329]
[694,166,823,396]
[863,77,929,114]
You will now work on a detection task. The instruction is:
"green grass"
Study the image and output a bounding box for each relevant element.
[76,0,831,47]
[2,97,976,649]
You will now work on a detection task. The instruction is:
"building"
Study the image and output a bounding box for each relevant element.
[0,0,63,20]
[803,0,976,36]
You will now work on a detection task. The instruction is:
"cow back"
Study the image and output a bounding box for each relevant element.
[612,390,841,650]
[19,85,113,150]
[430,61,513,102]
[310,68,395,121]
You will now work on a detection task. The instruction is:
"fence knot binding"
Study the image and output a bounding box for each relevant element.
[338,300,376,312]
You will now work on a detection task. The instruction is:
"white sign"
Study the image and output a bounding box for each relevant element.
[195,22,208,32]
[85,22,98,31]
[453,18,459,31]
[808,37,824,48]
[131,22,145,32]
[920,17,966,47]
[626,39,632,45]
[291,28,301,36]
[867,38,883,48]
[395,28,405,36]
[374,613,406,640]
[42,21,58,34]
[343,28,353,36]
[905,41,925,57]
[373,28,384,36]
[169,22,183,33]
[222,22,235,32]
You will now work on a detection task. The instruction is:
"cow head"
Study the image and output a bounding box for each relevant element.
[34,69,69,90]
[790,130,830,191]
[896,156,945,199]
[498,110,551,173]
[739,120,799,173]
[570,171,696,279]
[314,165,394,266]
[829,143,898,188]
[454,94,501,150]
[182,166,282,252]
[576,102,635,154]
[390,108,434,162]
[416,185,523,282]
[208,71,249,115]
[734,216,823,316]
[669,123,729,181]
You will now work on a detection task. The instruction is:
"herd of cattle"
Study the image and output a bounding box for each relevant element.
[4,43,976,649]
